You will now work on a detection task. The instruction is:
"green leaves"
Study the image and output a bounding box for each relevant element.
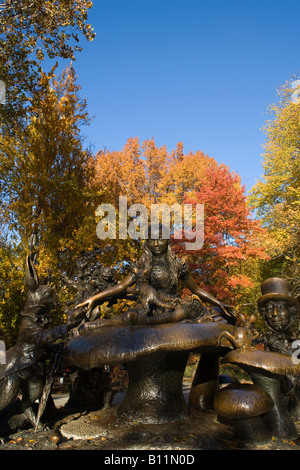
[0,0,94,132]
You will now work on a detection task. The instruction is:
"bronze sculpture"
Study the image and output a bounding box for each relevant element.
[63,319,236,423]
[0,255,80,431]
[257,277,300,421]
[63,228,238,423]
[61,245,117,321]
[222,348,300,440]
[2,226,299,446]
[257,277,299,354]
[219,278,300,440]
[214,383,274,443]
[61,247,118,412]
[69,232,236,330]
[218,312,259,350]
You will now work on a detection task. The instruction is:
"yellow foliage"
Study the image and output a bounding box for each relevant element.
[250,78,300,292]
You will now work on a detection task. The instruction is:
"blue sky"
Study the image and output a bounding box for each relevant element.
[69,0,300,192]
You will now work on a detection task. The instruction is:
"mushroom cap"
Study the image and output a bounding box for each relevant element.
[214,383,274,419]
[63,322,236,369]
[222,349,300,377]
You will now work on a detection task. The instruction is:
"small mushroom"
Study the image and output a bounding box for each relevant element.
[222,349,300,439]
[214,383,274,444]
[189,358,242,411]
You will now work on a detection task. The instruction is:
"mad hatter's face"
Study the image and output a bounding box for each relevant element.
[261,300,291,332]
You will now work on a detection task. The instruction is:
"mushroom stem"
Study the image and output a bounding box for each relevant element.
[189,353,219,410]
[250,371,297,440]
[286,377,300,419]
[233,415,272,444]
[117,350,190,424]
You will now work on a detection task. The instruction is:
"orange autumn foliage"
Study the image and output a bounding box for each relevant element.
[93,138,267,304]
[180,164,268,303]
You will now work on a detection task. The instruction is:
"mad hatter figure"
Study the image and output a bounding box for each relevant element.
[257,277,300,418]
[257,277,299,354]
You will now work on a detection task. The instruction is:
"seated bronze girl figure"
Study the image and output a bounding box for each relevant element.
[71,233,236,331]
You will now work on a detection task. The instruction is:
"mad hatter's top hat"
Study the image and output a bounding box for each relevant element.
[257,277,299,309]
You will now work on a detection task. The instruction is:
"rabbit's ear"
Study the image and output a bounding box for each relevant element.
[25,255,39,291]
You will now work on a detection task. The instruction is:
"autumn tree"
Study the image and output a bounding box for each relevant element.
[142,138,171,204]
[93,138,200,263]
[0,65,95,250]
[93,138,266,307]
[173,164,266,306]
[94,137,146,207]
[0,66,98,341]
[250,79,300,296]
[0,241,26,346]
[0,0,95,132]
[0,1,97,342]
[158,147,217,206]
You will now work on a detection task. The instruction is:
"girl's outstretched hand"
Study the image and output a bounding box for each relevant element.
[76,298,93,310]
[220,303,238,324]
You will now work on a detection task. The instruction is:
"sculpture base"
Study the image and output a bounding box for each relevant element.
[118,350,190,423]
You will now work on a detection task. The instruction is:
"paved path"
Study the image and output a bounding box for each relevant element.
[52,381,192,408]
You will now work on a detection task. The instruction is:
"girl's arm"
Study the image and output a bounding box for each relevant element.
[183,274,237,324]
[76,273,135,311]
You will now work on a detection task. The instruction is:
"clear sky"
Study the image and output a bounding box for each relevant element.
[68,0,300,192]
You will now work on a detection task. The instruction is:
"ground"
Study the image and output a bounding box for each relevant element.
[1,385,300,452]
[0,362,299,452]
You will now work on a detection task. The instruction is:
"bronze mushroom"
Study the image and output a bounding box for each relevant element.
[63,321,235,424]
[222,349,300,439]
[214,383,274,444]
